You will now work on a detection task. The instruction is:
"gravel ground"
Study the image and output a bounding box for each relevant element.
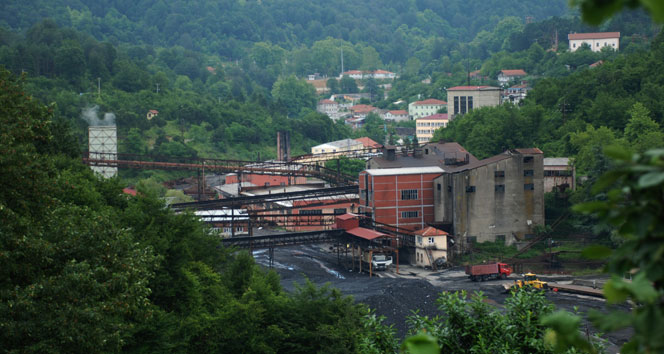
[251,243,631,352]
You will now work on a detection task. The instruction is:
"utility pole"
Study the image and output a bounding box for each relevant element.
[155,83,160,94]
[340,48,344,76]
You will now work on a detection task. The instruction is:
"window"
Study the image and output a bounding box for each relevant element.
[495,170,505,178]
[300,209,323,215]
[264,182,270,187]
[454,96,459,114]
[573,43,576,48]
[460,96,466,114]
[524,169,534,177]
[495,184,505,192]
[437,183,441,191]
[523,156,533,163]
[466,186,476,193]
[524,183,534,190]
[401,189,418,200]
[429,237,435,244]
[525,234,535,240]
[447,185,452,192]
[334,208,347,215]
[467,236,477,244]
[417,236,422,244]
[496,235,506,243]
[280,182,286,186]
[468,96,473,111]
[544,170,572,177]
[402,211,419,218]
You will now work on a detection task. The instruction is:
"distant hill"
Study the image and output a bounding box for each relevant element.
[1,0,569,61]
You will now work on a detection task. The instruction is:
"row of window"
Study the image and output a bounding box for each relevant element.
[544,170,573,177]
[494,169,535,177]
[453,95,474,115]
[416,122,447,127]
[299,208,348,215]
[401,211,419,218]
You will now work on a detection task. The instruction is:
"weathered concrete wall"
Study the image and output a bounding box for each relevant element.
[433,152,544,245]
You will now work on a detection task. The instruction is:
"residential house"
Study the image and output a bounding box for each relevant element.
[307,73,324,80]
[351,104,378,118]
[341,70,364,79]
[147,109,159,120]
[416,114,449,143]
[568,32,620,52]
[589,60,604,68]
[383,110,409,122]
[317,99,339,116]
[497,69,527,86]
[502,83,531,105]
[446,86,501,118]
[355,137,383,152]
[413,227,449,268]
[408,98,447,120]
[372,70,396,79]
[543,157,575,193]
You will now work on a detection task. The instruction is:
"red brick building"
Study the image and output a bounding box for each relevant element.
[359,167,444,230]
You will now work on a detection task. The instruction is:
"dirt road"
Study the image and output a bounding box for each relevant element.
[251,243,630,351]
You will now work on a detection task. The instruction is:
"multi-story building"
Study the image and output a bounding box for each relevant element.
[568,32,620,52]
[497,69,527,86]
[433,148,545,245]
[408,98,447,120]
[317,99,339,116]
[363,144,545,247]
[311,138,363,154]
[415,114,449,143]
[446,86,501,118]
[543,157,575,193]
[413,226,449,268]
[359,166,445,230]
[502,83,531,105]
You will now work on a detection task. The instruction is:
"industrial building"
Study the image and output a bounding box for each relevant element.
[362,143,545,248]
[446,86,501,118]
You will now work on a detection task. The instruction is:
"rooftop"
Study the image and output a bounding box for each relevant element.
[318,99,336,104]
[355,136,382,148]
[500,69,527,76]
[351,104,377,113]
[447,86,500,91]
[544,157,571,166]
[346,227,392,241]
[413,226,449,237]
[413,98,447,106]
[568,32,620,40]
[369,142,478,169]
[313,138,362,149]
[417,113,448,121]
[388,110,408,115]
[364,166,445,176]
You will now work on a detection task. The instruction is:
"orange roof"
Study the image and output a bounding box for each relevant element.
[319,99,336,104]
[388,110,408,115]
[413,226,448,236]
[346,227,392,240]
[355,137,382,148]
[500,69,527,76]
[469,69,482,77]
[414,98,446,106]
[351,104,377,113]
[122,188,137,196]
[568,32,620,40]
[336,213,358,221]
[416,113,448,121]
[373,70,394,74]
[149,109,159,114]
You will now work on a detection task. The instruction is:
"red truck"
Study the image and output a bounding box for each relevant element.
[465,262,512,281]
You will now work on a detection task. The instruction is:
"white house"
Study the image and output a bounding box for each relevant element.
[311,138,364,154]
[317,99,339,116]
[568,32,620,52]
[382,110,409,122]
[497,69,527,86]
[408,98,447,120]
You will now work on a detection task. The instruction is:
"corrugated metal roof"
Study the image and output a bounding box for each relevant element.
[365,166,444,176]
[346,227,391,240]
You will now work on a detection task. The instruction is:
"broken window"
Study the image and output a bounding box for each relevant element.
[495,184,505,192]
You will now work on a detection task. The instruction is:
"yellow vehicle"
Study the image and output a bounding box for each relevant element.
[513,273,548,290]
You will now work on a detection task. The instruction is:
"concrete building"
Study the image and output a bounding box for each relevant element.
[408,98,447,120]
[543,157,575,193]
[413,226,448,268]
[446,86,501,118]
[502,83,531,105]
[416,114,449,143]
[359,167,445,231]
[497,69,527,86]
[433,148,545,245]
[568,32,620,52]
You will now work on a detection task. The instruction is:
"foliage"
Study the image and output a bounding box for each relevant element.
[549,147,664,353]
[405,289,558,353]
[325,156,367,177]
[571,0,664,25]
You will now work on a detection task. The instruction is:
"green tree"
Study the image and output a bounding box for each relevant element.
[340,75,359,93]
[623,102,664,152]
[271,75,317,117]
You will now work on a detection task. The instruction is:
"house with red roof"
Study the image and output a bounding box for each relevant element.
[147,110,159,120]
[497,69,527,85]
[354,136,382,151]
[413,226,449,269]
[446,86,501,118]
[568,32,620,52]
[350,104,378,119]
[415,114,449,143]
[408,98,447,120]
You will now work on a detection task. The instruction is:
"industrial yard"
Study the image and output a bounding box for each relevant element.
[252,242,632,353]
